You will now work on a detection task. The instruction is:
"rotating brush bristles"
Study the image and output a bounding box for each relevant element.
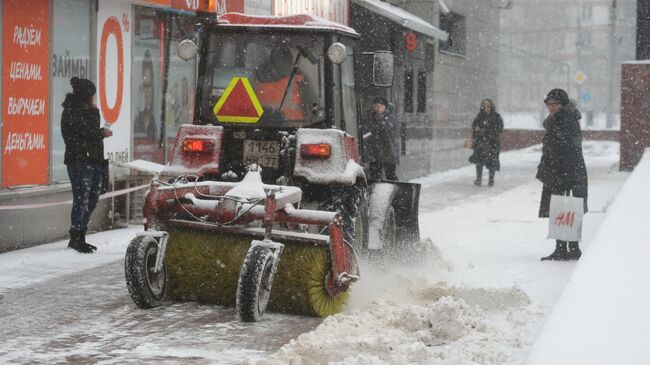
[163,228,351,317]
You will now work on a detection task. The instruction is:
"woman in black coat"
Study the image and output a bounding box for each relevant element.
[536,88,588,261]
[469,99,503,186]
[61,77,112,253]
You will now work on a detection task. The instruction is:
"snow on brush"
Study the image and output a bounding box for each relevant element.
[248,252,537,365]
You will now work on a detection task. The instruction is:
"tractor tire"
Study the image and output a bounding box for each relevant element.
[125,235,167,308]
[237,245,275,322]
[320,185,369,252]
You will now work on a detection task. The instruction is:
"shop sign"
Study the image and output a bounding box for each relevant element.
[97,1,132,163]
[273,0,349,26]
[1,0,50,187]
[406,32,417,52]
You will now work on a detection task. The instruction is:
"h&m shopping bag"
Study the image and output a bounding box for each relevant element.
[463,129,473,149]
[547,194,584,242]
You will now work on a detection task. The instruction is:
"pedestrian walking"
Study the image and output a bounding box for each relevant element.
[469,99,503,186]
[537,88,588,261]
[61,77,113,254]
[363,96,400,183]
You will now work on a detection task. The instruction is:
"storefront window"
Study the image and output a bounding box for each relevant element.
[132,6,164,163]
[50,0,93,183]
[132,8,197,163]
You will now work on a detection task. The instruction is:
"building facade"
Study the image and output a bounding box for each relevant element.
[498,0,637,130]
[0,0,501,249]
[347,0,501,177]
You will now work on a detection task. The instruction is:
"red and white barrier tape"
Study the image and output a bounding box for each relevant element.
[0,184,150,210]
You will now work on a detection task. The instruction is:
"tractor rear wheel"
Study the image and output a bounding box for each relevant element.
[125,235,167,308]
[321,185,369,252]
[237,245,275,322]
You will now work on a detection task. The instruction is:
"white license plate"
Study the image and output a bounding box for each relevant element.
[243,140,280,169]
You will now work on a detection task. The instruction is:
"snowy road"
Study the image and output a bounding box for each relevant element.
[0,141,628,364]
[0,261,319,364]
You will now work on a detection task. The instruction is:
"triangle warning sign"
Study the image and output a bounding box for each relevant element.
[213,77,264,123]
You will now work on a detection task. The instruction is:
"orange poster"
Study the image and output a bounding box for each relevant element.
[2,0,50,187]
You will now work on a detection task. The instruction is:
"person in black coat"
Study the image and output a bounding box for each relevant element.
[469,99,504,186]
[363,96,400,183]
[61,77,112,253]
[536,88,588,261]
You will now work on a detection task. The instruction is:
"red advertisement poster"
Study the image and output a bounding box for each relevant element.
[1,0,50,187]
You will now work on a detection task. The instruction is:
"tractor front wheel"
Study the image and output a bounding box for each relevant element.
[237,245,275,322]
[125,235,167,308]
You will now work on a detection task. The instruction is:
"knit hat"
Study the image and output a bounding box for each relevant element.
[544,88,569,106]
[372,96,388,107]
[70,77,96,99]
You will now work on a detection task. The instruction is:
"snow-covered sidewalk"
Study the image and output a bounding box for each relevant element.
[254,141,629,364]
[527,148,650,365]
[0,226,144,294]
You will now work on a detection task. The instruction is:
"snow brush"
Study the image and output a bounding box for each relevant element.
[163,229,349,316]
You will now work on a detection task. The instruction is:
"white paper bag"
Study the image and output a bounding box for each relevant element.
[547,194,584,242]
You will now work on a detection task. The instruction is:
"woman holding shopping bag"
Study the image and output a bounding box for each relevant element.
[536,88,588,261]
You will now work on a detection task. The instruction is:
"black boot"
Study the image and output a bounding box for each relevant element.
[488,170,495,187]
[541,241,568,261]
[474,165,482,186]
[68,229,94,254]
[80,228,98,252]
[567,242,581,260]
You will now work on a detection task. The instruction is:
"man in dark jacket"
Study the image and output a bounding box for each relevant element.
[537,88,588,261]
[364,96,400,182]
[61,77,112,253]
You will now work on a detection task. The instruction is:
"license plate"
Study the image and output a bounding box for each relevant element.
[243,140,280,169]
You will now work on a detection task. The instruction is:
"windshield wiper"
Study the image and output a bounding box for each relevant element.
[278,46,316,113]
[278,51,303,113]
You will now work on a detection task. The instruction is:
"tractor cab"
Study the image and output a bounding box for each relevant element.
[176,13,392,184]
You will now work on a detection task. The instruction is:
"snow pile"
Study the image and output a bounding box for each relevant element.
[251,284,533,365]
[527,148,650,365]
[249,244,535,365]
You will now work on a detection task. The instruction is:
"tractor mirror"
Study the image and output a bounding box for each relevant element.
[177,39,198,61]
[327,42,347,64]
[372,51,394,87]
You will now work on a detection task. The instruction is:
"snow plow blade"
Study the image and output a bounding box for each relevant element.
[368,181,426,257]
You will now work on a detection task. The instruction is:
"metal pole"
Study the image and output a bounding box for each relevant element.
[576,12,582,105]
[563,62,571,96]
[606,0,617,128]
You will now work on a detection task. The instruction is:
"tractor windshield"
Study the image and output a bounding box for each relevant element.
[197,31,326,127]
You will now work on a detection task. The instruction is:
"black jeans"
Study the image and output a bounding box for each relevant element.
[67,161,103,232]
[475,165,495,181]
[368,161,398,182]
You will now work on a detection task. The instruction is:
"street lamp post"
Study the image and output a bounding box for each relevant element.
[606,0,617,129]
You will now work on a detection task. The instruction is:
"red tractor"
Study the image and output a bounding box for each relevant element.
[125,13,423,322]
